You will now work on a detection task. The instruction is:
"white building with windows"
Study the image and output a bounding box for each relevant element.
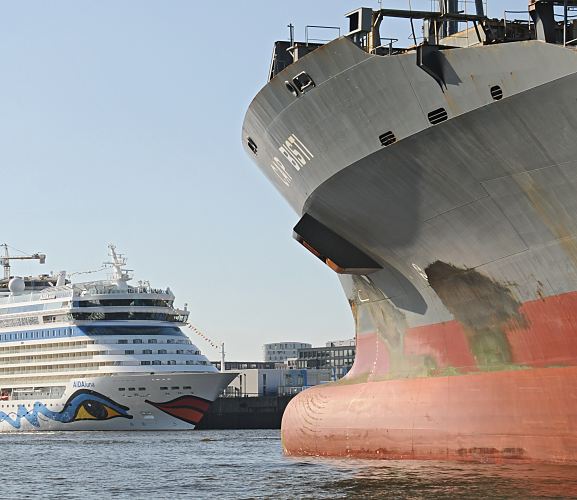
[263,342,311,363]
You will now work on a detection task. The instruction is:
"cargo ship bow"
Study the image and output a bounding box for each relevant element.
[243,1,577,463]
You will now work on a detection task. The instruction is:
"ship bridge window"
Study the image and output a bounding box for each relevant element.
[490,85,503,101]
[72,312,181,321]
[292,72,315,93]
[78,326,183,337]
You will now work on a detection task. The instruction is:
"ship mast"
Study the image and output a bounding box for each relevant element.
[105,244,133,287]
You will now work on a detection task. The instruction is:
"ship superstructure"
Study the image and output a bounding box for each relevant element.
[0,245,235,431]
[243,1,577,463]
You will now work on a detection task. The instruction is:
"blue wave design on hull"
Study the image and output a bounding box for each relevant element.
[0,389,132,429]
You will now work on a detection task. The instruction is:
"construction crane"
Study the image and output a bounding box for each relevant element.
[0,244,46,281]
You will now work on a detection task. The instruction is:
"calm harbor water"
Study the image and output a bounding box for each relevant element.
[2,429,577,499]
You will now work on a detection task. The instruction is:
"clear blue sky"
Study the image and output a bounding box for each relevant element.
[0,1,528,360]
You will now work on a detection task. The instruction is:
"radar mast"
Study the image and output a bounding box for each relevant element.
[105,244,133,287]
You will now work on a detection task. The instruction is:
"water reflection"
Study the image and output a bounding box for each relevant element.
[296,458,577,499]
[1,430,576,499]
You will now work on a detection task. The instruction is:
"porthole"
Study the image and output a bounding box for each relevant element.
[427,107,448,125]
[490,85,503,101]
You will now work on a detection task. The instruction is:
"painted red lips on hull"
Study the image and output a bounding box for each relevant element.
[145,396,212,425]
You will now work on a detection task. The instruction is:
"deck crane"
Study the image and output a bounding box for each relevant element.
[0,244,46,281]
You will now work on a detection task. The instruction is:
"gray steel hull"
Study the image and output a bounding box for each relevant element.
[243,37,577,462]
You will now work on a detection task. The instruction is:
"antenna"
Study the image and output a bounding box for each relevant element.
[288,23,295,46]
[104,244,133,284]
[220,342,226,373]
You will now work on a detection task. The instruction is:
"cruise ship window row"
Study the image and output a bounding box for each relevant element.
[0,351,105,365]
[0,350,205,365]
[0,362,117,375]
[0,386,65,400]
[125,349,201,355]
[0,326,193,343]
[0,340,95,354]
[0,327,75,342]
[0,358,210,375]
[140,360,209,366]
[78,326,188,337]
[116,337,191,345]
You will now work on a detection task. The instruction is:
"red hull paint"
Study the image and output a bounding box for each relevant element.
[282,366,577,463]
[282,291,577,463]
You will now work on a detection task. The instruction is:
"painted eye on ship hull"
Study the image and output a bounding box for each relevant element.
[74,400,120,421]
[60,390,132,423]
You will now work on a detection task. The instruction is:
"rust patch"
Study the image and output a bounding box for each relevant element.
[425,261,528,367]
[346,275,436,379]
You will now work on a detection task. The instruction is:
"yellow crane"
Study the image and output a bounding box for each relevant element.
[1,244,46,281]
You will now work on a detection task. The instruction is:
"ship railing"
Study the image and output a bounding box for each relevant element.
[370,38,400,55]
[304,25,340,46]
[82,286,171,296]
[559,6,577,46]
[0,288,72,305]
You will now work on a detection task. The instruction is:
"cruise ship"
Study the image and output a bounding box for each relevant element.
[243,1,577,463]
[0,244,235,431]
